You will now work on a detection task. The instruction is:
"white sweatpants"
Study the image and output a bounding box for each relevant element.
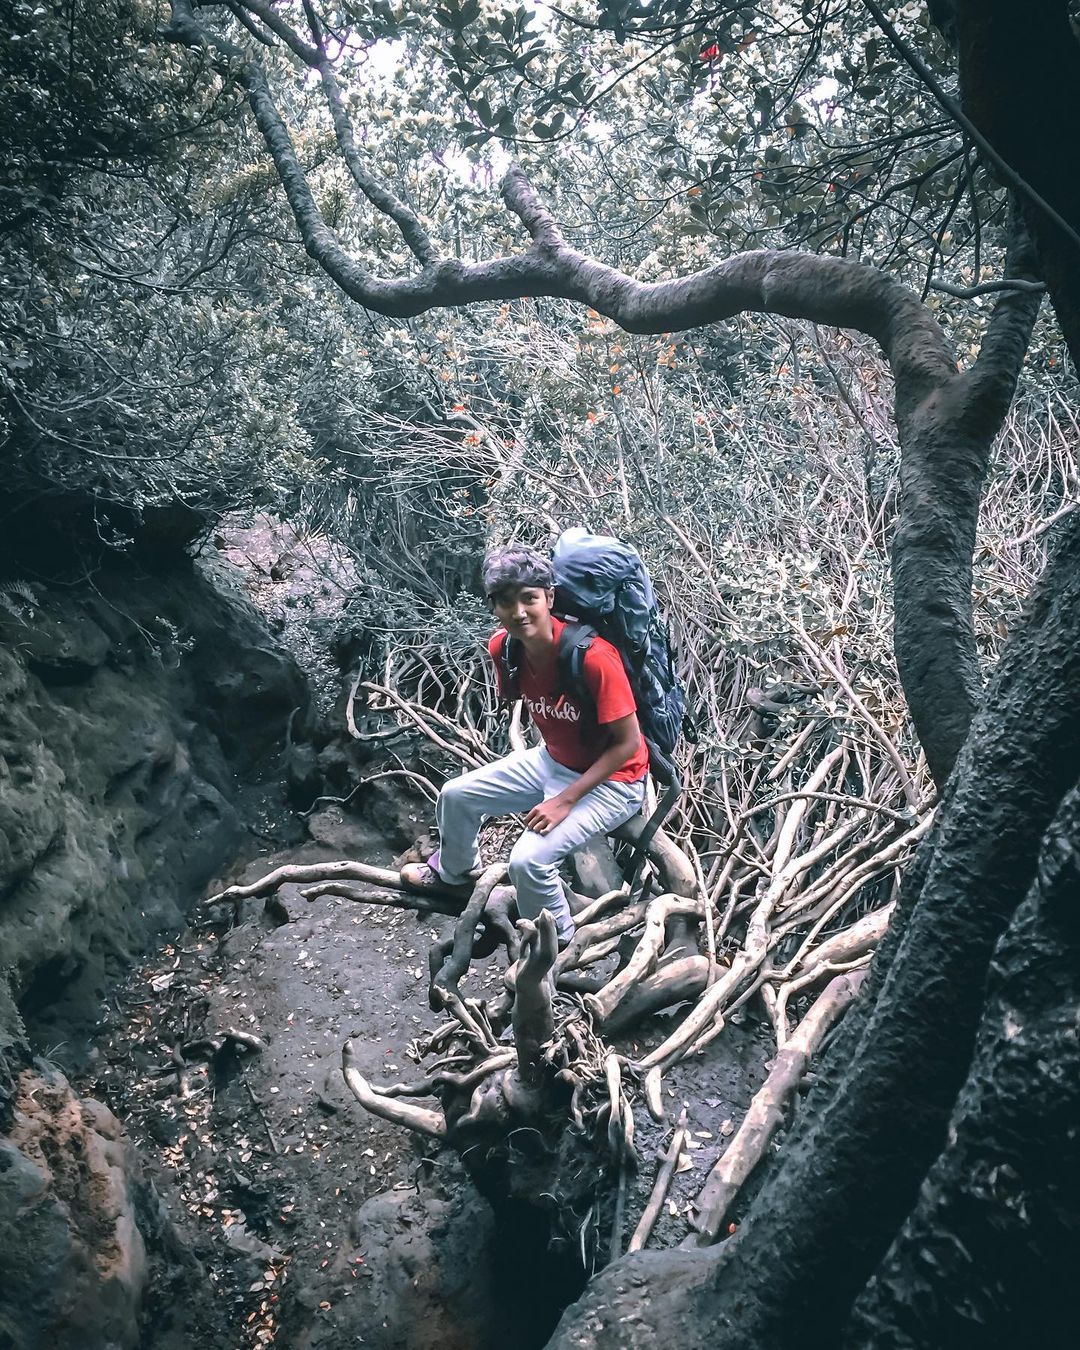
[430,746,645,942]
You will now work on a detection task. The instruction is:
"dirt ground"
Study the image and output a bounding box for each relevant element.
[78,805,771,1350]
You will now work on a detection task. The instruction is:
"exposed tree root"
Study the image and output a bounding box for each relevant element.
[586,894,703,1024]
[229,653,927,1264]
[208,859,411,905]
[685,969,867,1245]
[341,1039,447,1139]
[630,1108,689,1253]
[602,957,711,1036]
[301,880,461,916]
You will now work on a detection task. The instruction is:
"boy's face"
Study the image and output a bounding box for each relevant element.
[490,584,554,638]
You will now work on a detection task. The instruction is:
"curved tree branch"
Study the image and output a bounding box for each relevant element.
[163,0,1041,787]
[930,277,1044,299]
[297,0,438,265]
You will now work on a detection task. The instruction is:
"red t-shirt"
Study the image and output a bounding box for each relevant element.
[488,618,649,783]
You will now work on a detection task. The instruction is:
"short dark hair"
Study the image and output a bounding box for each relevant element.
[481,545,554,599]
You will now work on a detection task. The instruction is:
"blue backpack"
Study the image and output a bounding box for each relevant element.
[499,529,696,791]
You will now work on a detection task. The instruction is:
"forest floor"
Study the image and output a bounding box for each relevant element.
[77,802,771,1350]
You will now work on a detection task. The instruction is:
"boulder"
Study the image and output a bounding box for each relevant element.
[335,1184,497,1350]
[0,595,111,684]
[0,1068,148,1350]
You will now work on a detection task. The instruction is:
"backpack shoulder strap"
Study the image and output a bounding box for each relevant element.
[556,621,597,717]
[499,631,522,700]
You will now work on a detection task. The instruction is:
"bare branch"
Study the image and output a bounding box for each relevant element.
[341,1039,447,1138]
[930,278,1045,299]
[629,1107,688,1253]
[230,0,319,63]
[297,0,438,265]
[685,970,866,1246]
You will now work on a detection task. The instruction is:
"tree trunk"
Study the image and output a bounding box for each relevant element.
[843,780,1080,1347]
[954,0,1080,366]
[549,514,1080,1348]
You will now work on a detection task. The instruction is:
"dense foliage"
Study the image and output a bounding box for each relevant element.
[2,4,1074,874]
[1,2,1068,559]
[1,1,320,540]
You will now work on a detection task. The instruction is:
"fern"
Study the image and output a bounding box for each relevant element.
[0,581,38,620]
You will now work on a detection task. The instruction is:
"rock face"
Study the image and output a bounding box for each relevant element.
[0,1067,149,1350]
[336,1184,498,1350]
[0,556,315,1350]
[0,562,309,1054]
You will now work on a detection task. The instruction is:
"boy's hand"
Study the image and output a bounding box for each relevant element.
[524,795,573,834]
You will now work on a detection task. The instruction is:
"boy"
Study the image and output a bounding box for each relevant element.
[400,544,648,945]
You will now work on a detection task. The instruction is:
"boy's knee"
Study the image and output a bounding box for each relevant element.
[507,852,532,887]
[508,835,552,881]
[439,774,469,806]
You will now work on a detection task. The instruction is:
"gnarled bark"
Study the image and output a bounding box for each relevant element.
[843,779,1080,1347]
